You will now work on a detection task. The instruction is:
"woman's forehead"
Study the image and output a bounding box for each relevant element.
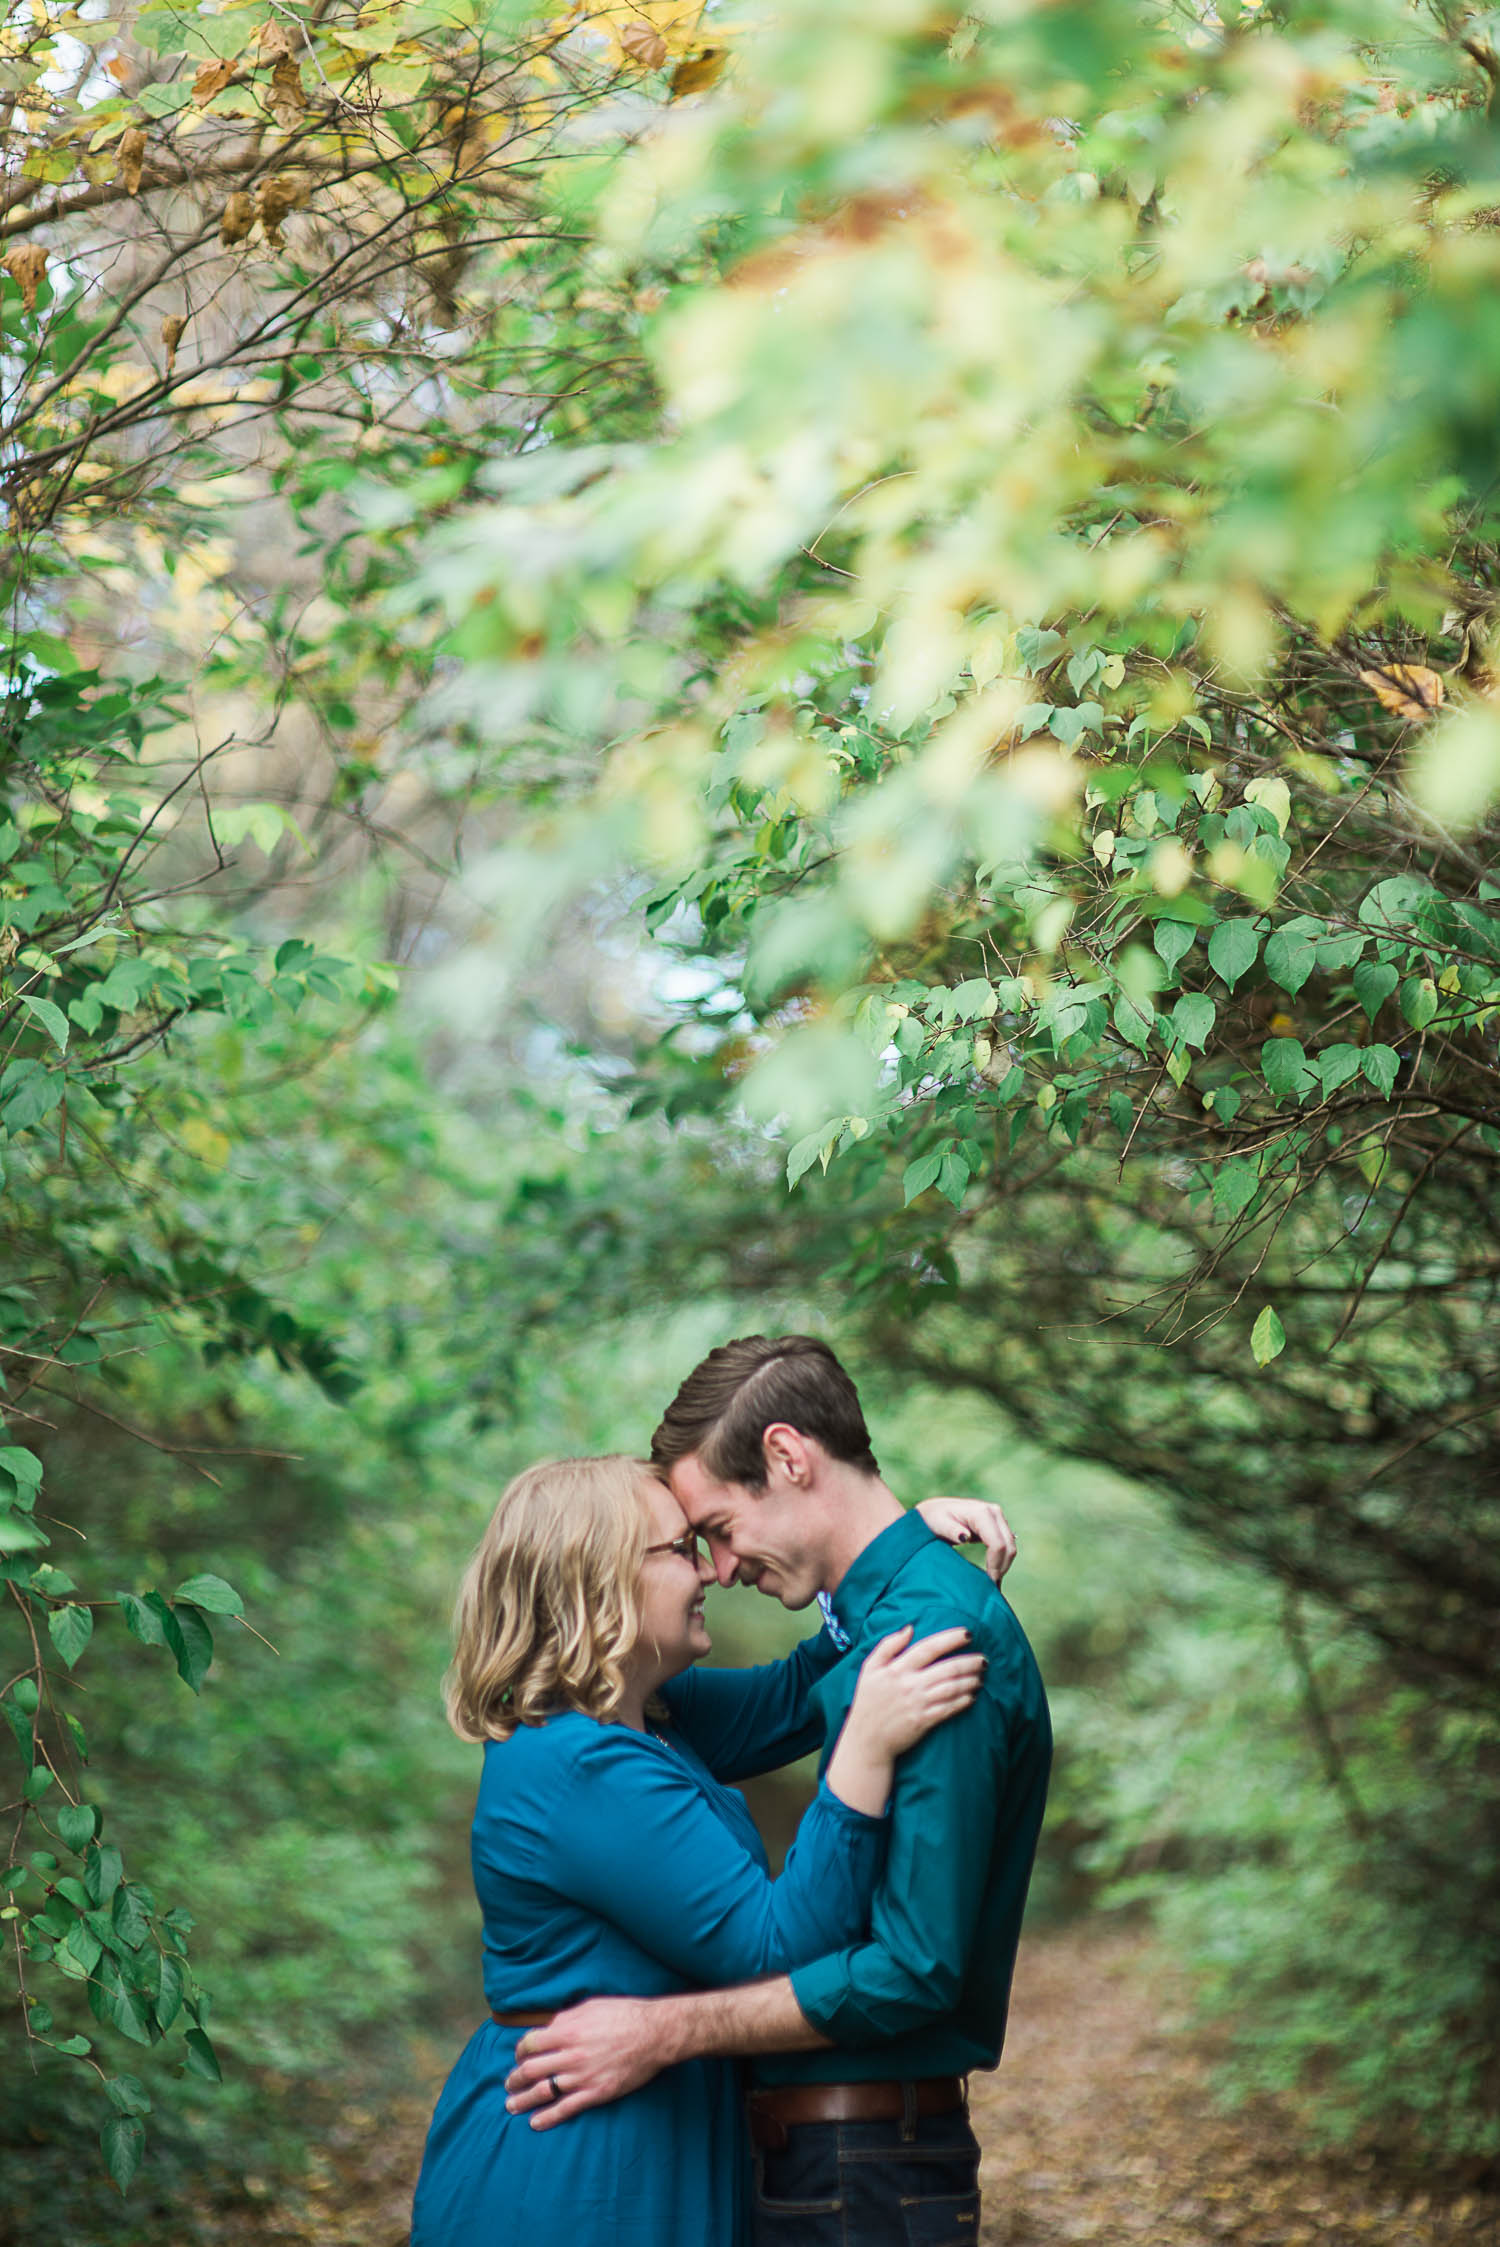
[640,1474,690,1538]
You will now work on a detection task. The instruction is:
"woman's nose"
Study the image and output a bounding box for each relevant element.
[696,1547,714,1587]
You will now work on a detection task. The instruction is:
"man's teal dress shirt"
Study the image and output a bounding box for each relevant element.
[757,1508,1052,2085]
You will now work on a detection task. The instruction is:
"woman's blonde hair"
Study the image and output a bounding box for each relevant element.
[444,1454,653,1743]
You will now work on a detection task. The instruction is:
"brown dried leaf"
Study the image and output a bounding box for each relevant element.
[620,20,669,69]
[107,54,132,84]
[117,125,146,196]
[1358,662,1446,722]
[3,245,48,311]
[220,190,255,247]
[161,314,187,372]
[255,19,298,61]
[668,46,726,98]
[269,53,306,127]
[193,59,237,102]
[256,172,306,247]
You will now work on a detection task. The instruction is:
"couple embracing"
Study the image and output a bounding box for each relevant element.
[411,1335,1052,2245]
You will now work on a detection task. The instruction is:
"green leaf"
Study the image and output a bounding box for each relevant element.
[60,1921,102,1979]
[116,1592,166,1647]
[111,1884,151,1952]
[89,1955,153,2046]
[56,1804,98,1852]
[18,995,69,1052]
[1112,994,1152,1052]
[1352,959,1398,1021]
[169,1604,214,1692]
[84,1843,124,1909]
[902,1150,944,1204]
[1316,1044,1363,1095]
[1212,1159,1259,1220]
[1153,920,1195,975]
[1107,1089,1133,1137]
[1260,1038,1313,1101]
[0,1448,43,1498]
[105,2074,152,2119]
[1262,930,1316,996]
[0,1062,63,1132]
[182,2027,222,2082]
[936,1149,971,1207]
[1171,992,1216,1051]
[1400,975,1437,1030]
[948,977,998,1021]
[786,1129,834,1188]
[101,2113,145,2196]
[172,1574,244,1619]
[1207,918,1259,990]
[154,1952,185,2033]
[47,1604,93,1670]
[1361,1044,1400,1097]
[1251,1306,1286,1366]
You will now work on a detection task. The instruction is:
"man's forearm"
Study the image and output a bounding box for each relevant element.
[654,1974,832,2063]
[504,1978,832,2128]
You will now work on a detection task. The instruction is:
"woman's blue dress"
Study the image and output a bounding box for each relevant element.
[411,1631,864,2247]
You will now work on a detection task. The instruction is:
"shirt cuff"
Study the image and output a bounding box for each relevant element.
[789,1947,854,2039]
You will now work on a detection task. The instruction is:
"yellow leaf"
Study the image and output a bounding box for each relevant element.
[179,1117,231,1171]
[117,124,145,195]
[1358,662,1445,723]
[160,312,187,370]
[3,244,48,310]
[1244,773,1291,834]
[669,46,725,97]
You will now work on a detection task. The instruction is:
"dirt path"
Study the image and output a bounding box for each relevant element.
[234,1925,1498,2247]
[973,1927,1497,2247]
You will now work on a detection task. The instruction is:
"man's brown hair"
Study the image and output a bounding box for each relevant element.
[650,1334,880,1489]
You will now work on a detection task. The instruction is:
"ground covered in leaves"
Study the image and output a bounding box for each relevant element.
[212,1925,1497,2247]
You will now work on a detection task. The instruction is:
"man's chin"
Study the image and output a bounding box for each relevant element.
[753,1577,816,1612]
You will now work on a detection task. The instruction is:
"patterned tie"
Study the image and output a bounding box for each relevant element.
[816,1590,852,1650]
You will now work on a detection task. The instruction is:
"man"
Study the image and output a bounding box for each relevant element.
[507,1333,1052,2241]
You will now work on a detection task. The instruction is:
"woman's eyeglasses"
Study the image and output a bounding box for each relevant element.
[643,1531,706,1564]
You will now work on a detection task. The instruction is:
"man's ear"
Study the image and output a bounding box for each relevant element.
[762,1423,813,1487]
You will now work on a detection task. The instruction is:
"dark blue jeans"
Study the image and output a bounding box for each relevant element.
[750,2105,982,2247]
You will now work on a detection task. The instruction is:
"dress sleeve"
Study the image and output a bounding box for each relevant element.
[658,1627,844,1781]
[544,1728,885,1985]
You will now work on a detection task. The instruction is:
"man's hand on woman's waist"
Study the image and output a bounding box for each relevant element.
[505,1979,827,2129]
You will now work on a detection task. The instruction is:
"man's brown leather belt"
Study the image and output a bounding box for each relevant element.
[491,2008,555,2029]
[747,2078,965,2150]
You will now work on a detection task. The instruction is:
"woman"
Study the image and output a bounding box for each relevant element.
[410,1456,991,2247]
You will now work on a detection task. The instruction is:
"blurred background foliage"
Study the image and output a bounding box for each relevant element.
[1,0,1499,2230]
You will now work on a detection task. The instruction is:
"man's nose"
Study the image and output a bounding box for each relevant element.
[713,1545,738,1589]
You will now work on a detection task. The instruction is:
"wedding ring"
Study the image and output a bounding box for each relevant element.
[549,2074,563,2102]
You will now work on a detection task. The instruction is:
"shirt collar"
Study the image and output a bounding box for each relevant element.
[824,1510,939,1644]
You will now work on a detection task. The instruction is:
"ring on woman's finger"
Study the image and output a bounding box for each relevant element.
[549,2074,564,2103]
